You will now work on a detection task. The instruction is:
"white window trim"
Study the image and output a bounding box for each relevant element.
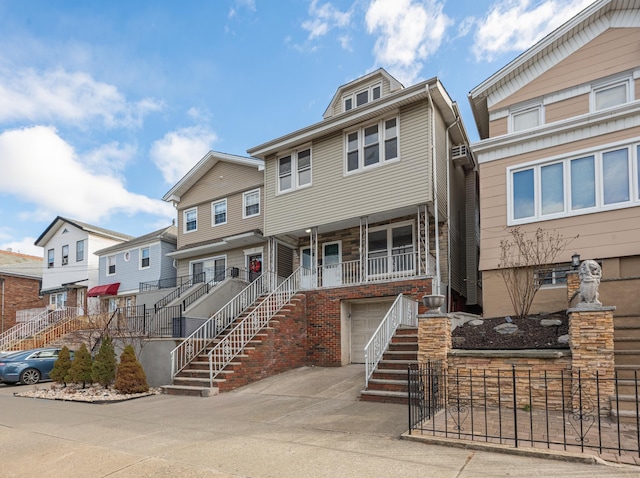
[509,103,543,133]
[61,245,69,266]
[590,76,633,112]
[277,147,312,194]
[507,139,640,226]
[184,207,198,233]
[189,255,227,283]
[536,264,571,289]
[76,240,84,262]
[242,189,261,219]
[107,255,116,276]
[344,116,400,175]
[342,82,382,112]
[366,220,415,277]
[211,198,227,226]
[47,249,54,268]
[139,246,150,270]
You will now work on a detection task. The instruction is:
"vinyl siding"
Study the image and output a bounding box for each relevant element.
[264,100,434,237]
[331,76,393,117]
[175,246,253,278]
[177,162,264,249]
[545,93,589,124]
[491,28,640,111]
[479,125,640,272]
[489,117,508,137]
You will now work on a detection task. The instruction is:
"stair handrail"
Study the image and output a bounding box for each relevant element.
[154,275,201,310]
[364,294,418,388]
[0,307,83,351]
[206,268,301,386]
[170,271,276,378]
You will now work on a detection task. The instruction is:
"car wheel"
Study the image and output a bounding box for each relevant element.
[20,368,41,385]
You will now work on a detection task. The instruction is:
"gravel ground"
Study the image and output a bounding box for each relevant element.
[13,383,161,402]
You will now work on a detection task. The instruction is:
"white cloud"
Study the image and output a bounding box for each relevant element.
[0,125,173,223]
[365,0,451,85]
[0,66,163,128]
[473,0,595,62]
[301,0,352,42]
[150,126,218,184]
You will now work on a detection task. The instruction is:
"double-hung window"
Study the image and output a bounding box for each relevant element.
[140,247,150,269]
[47,249,54,268]
[243,189,260,218]
[509,142,639,224]
[184,208,197,232]
[107,255,116,275]
[346,117,398,173]
[278,148,312,193]
[367,222,414,276]
[76,240,84,262]
[61,245,69,266]
[212,199,227,226]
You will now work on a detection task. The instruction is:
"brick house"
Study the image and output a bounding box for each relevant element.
[0,250,44,332]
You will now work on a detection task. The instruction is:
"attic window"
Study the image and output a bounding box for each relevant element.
[343,83,382,112]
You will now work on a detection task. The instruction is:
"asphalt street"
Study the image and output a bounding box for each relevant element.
[0,365,638,477]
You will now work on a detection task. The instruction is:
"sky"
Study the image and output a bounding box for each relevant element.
[0,0,596,257]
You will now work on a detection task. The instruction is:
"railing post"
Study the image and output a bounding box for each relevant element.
[512,364,518,448]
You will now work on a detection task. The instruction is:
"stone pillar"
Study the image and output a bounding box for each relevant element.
[417,312,451,368]
[566,270,579,306]
[568,305,616,414]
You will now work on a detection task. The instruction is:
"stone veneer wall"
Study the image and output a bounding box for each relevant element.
[306,278,433,366]
[418,302,615,412]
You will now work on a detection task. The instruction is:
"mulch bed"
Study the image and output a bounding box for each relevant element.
[452,311,569,350]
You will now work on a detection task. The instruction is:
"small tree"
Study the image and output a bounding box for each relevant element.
[92,336,117,388]
[50,346,73,387]
[114,345,149,394]
[67,343,93,388]
[498,227,576,319]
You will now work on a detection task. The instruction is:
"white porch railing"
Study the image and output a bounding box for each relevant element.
[0,307,83,351]
[301,251,436,289]
[206,268,301,386]
[16,307,48,323]
[364,294,418,388]
[170,272,276,379]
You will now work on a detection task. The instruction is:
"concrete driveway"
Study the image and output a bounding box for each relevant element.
[0,364,638,477]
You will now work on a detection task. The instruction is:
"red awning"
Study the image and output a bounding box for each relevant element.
[87,283,120,297]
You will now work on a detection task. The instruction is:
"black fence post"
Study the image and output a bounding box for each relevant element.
[512,365,518,448]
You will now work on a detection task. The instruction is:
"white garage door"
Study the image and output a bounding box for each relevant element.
[350,301,393,363]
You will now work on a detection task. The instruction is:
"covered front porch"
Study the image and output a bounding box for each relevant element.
[266,204,443,291]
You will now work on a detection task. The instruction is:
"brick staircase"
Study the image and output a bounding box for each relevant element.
[359,327,418,405]
[611,314,640,422]
[162,293,307,397]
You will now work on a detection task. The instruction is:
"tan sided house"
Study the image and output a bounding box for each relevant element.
[469,0,640,323]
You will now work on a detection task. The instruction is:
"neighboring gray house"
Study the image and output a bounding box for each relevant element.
[91,225,177,310]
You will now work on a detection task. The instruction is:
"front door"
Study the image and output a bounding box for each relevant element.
[322,241,342,287]
[248,253,262,282]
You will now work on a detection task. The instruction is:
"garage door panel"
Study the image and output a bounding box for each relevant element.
[350,301,392,363]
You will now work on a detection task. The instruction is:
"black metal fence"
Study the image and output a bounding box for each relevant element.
[408,364,640,458]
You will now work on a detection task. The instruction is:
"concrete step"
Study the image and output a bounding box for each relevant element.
[382,350,418,361]
[366,378,407,393]
[359,389,408,405]
[372,369,409,381]
[377,359,417,371]
[614,338,640,350]
[615,365,640,380]
[614,316,640,328]
[160,384,219,397]
[387,342,418,352]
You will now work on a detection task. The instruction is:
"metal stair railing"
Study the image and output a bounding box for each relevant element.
[364,293,418,388]
[0,307,83,351]
[154,274,202,310]
[206,268,301,386]
[171,271,276,379]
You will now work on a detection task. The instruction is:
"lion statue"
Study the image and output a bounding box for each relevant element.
[575,259,602,307]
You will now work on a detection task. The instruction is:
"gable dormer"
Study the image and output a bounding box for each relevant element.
[323,68,404,119]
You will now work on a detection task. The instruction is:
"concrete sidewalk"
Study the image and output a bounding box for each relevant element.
[0,365,638,477]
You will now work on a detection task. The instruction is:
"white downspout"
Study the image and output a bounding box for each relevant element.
[426,88,441,296]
